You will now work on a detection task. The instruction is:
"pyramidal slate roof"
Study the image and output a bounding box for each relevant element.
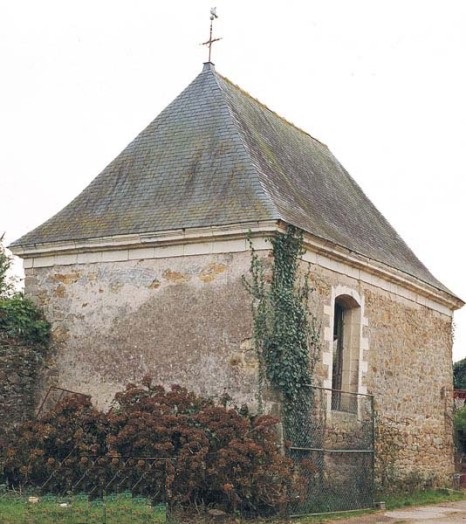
[13,63,451,295]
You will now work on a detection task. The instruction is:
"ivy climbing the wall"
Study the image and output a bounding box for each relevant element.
[243,225,320,440]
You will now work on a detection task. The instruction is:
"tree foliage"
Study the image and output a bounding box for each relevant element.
[0,234,49,346]
[0,295,50,346]
[454,405,466,434]
[454,358,466,389]
[0,234,13,298]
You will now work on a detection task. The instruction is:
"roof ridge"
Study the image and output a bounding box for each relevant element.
[209,69,281,221]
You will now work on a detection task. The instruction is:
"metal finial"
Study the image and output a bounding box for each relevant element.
[201,7,222,63]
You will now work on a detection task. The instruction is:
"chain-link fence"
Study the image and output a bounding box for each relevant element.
[2,451,300,522]
[1,454,170,522]
[286,385,375,516]
[1,385,375,521]
[36,386,91,418]
[1,451,289,522]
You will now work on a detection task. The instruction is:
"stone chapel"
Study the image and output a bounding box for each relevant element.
[10,62,464,483]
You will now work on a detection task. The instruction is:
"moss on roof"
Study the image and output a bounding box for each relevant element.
[12,63,451,295]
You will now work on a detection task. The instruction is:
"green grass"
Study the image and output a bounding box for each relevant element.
[0,492,166,523]
[0,489,463,523]
[383,487,465,510]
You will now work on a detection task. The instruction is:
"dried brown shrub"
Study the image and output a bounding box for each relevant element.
[3,377,303,515]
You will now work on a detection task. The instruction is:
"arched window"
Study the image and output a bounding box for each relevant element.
[331,294,361,412]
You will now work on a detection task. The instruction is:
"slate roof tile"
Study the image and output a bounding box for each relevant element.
[12,63,452,295]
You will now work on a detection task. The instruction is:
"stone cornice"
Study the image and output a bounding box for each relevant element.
[11,220,464,313]
[10,221,277,257]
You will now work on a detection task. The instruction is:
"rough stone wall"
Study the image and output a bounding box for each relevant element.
[307,261,454,487]
[365,287,454,486]
[24,251,257,409]
[0,342,42,445]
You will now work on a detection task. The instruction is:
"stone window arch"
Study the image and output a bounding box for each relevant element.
[331,293,362,412]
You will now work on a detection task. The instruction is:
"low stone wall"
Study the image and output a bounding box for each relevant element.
[0,341,42,446]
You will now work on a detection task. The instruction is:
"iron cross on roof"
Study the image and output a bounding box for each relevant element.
[201,7,222,63]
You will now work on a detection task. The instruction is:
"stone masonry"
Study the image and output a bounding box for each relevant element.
[22,236,456,486]
[309,261,454,486]
[0,342,43,445]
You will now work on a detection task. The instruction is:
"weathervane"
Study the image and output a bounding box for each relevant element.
[201,7,222,63]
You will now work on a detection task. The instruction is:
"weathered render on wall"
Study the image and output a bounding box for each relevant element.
[25,248,257,408]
